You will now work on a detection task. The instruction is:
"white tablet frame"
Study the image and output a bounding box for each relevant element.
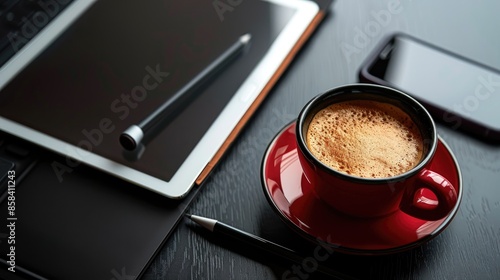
[0,0,319,198]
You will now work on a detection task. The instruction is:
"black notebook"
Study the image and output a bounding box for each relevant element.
[0,0,330,278]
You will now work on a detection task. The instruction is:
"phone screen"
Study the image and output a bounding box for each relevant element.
[361,34,500,140]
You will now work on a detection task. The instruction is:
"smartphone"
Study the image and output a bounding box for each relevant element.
[359,33,500,142]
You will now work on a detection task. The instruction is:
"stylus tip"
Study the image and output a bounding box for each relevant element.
[120,134,137,151]
[120,125,144,151]
[240,33,251,45]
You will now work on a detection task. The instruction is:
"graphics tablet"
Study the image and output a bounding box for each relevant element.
[0,0,320,198]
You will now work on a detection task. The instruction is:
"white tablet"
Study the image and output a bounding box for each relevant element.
[0,0,319,198]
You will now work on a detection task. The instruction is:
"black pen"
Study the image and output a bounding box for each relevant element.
[186,214,356,280]
[120,33,252,151]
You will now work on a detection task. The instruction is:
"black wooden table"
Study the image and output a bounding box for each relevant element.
[144,1,500,279]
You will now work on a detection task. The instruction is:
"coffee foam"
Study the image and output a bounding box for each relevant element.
[306,100,423,178]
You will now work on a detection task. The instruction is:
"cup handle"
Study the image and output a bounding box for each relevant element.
[400,169,458,221]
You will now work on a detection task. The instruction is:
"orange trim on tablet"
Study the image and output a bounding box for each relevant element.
[195,10,327,185]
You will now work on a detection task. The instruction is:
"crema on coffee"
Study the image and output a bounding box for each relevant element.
[306,100,423,178]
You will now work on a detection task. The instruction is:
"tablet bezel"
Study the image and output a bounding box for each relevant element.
[0,0,319,198]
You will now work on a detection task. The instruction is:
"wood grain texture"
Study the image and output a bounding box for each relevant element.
[143,1,500,279]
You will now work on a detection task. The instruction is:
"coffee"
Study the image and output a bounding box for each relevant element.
[306,100,423,178]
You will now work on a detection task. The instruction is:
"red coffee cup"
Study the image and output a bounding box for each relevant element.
[296,84,458,220]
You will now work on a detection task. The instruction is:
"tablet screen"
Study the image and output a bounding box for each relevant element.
[0,0,295,181]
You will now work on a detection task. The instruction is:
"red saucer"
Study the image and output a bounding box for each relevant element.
[261,122,462,255]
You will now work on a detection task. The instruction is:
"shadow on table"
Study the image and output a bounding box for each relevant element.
[255,204,445,280]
